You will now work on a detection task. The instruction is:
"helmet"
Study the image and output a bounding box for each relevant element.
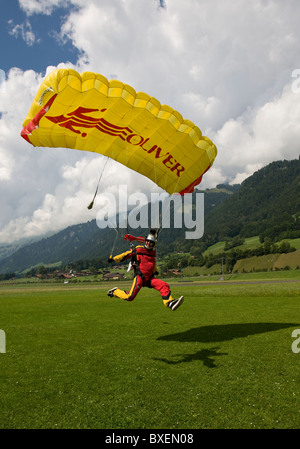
[144,233,156,249]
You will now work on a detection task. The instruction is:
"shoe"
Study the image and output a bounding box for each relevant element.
[168,296,184,310]
[107,287,118,297]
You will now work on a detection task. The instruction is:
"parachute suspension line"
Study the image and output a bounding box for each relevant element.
[156,193,171,240]
[158,160,188,237]
[109,217,127,259]
[150,144,170,235]
[109,226,119,259]
[87,157,109,210]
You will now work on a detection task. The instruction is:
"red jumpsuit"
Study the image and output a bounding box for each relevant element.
[110,245,173,305]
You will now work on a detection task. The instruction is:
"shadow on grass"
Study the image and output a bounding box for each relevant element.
[154,347,228,368]
[156,322,299,344]
[154,323,299,368]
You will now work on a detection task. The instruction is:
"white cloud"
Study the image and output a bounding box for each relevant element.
[209,84,300,186]
[19,0,74,16]
[8,19,38,46]
[1,0,300,244]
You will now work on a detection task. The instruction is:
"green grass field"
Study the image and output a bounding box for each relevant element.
[203,237,300,256]
[0,278,299,429]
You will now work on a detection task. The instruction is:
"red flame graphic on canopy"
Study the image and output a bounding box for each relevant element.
[46,107,132,139]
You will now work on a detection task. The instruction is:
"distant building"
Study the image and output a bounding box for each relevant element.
[102,272,124,281]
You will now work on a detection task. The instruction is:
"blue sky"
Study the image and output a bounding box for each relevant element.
[1,0,80,73]
[0,0,299,244]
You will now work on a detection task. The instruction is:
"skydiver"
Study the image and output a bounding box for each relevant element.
[107,231,184,311]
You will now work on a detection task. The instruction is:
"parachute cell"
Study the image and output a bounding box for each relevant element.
[21,69,217,195]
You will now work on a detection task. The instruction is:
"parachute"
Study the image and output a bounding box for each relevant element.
[21,69,217,195]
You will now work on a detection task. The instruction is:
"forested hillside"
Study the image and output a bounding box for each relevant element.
[202,159,300,243]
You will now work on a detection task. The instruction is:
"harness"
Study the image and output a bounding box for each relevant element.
[131,246,155,287]
[122,231,159,287]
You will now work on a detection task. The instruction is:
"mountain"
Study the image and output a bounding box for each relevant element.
[202,159,300,243]
[0,233,55,261]
[0,158,299,275]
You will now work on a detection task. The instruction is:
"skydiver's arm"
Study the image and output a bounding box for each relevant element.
[109,249,134,264]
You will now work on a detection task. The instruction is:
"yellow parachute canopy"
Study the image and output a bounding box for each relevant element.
[21,69,217,195]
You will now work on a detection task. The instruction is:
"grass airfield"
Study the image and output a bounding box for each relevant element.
[0,273,299,429]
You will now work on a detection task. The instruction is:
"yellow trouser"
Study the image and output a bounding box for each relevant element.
[163,296,174,307]
[112,275,174,306]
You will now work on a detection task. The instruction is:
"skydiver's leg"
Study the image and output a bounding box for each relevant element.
[149,278,173,305]
[107,275,143,301]
[149,277,184,310]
